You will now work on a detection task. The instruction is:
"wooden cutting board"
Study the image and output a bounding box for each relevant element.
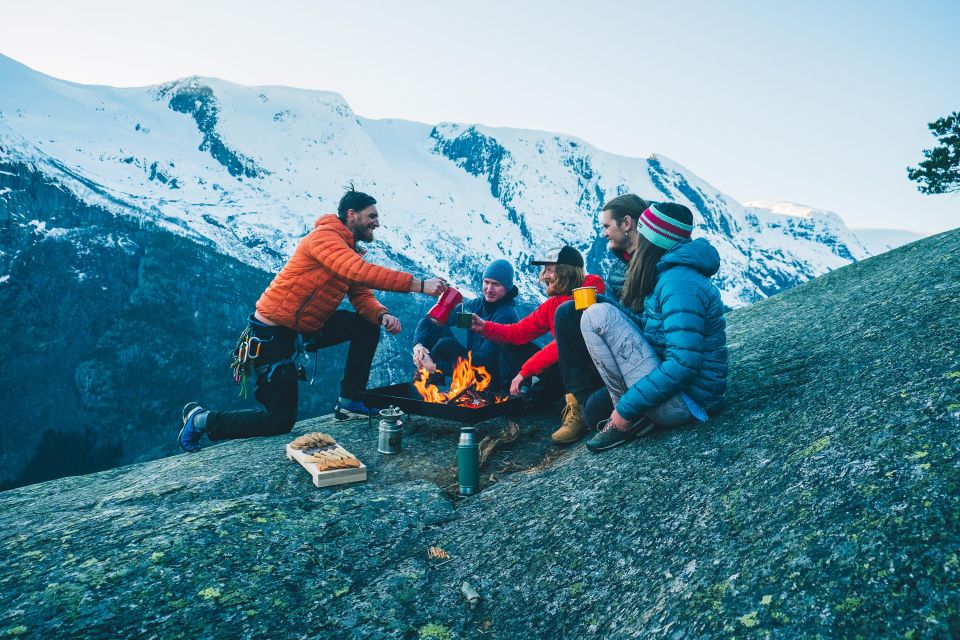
[285,443,367,488]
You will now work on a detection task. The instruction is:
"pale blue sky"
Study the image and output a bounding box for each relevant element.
[4,0,958,234]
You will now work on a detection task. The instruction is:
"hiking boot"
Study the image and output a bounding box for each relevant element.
[179,403,208,453]
[585,416,655,453]
[551,393,588,444]
[334,398,373,421]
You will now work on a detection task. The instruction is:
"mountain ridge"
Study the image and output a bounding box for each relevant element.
[0,51,917,309]
[0,50,932,489]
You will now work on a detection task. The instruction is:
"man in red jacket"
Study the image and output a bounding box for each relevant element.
[469,245,605,441]
[178,188,447,452]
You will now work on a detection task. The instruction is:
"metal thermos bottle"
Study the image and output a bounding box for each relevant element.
[377,406,404,454]
[457,427,479,495]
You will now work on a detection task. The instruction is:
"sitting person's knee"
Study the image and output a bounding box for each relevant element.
[432,337,462,360]
[266,407,297,435]
[580,301,615,330]
[362,318,381,336]
[434,336,459,350]
[555,300,577,324]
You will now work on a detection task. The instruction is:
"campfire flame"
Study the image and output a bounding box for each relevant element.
[413,351,508,407]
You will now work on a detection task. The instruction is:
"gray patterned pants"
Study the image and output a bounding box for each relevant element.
[580,302,696,428]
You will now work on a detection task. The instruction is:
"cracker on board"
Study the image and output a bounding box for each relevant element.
[289,432,337,450]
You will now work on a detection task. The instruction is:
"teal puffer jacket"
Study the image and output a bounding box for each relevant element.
[617,238,728,420]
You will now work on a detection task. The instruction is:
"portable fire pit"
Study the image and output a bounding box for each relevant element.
[357,382,522,425]
[360,365,525,497]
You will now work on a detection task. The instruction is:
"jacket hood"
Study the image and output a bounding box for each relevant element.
[480,285,518,310]
[582,273,607,294]
[657,238,720,277]
[502,285,520,304]
[315,213,352,235]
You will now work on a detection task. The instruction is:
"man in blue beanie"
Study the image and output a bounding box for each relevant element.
[413,258,526,391]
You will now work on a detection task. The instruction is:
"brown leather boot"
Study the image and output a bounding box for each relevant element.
[551,393,588,444]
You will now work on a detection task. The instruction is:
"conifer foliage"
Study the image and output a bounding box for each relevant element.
[908,111,960,194]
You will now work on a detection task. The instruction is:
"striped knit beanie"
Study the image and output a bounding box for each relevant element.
[638,203,695,250]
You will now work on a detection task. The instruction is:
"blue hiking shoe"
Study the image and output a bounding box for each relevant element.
[334,398,373,421]
[179,402,208,453]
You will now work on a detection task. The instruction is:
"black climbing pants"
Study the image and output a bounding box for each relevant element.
[205,310,381,440]
[554,298,615,428]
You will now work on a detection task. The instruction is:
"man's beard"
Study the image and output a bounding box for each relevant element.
[354,226,374,243]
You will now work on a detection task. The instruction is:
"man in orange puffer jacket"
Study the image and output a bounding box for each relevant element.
[178,188,447,452]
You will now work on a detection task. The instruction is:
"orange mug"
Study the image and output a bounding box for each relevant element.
[572,286,597,310]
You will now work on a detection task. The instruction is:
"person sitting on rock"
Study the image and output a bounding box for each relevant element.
[552,193,651,445]
[178,187,448,452]
[579,202,728,452]
[412,259,523,393]
[467,245,606,429]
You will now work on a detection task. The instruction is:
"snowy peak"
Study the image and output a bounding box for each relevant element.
[852,228,925,254]
[745,200,924,259]
[745,200,871,262]
[0,53,904,308]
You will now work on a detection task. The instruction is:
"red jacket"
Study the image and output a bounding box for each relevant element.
[482,274,606,378]
[256,214,413,332]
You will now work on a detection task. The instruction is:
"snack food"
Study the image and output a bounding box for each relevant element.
[307,448,361,471]
[289,432,337,450]
[427,546,451,560]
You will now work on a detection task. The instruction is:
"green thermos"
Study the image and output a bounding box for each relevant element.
[457,427,479,495]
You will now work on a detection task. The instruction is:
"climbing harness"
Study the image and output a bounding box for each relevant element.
[231,326,317,397]
[230,327,267,398]
[254,334,310,386]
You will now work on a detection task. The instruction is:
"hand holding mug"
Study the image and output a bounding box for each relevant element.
[469,314,485,333]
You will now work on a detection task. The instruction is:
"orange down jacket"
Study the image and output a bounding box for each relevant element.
[255,214,414,333]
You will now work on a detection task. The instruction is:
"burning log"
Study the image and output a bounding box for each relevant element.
[446,381,477,405]
[412,351,508,408]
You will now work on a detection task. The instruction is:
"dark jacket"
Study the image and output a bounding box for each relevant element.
[414,287,520,365]
[606,247,632,301]
[617,238,728,419]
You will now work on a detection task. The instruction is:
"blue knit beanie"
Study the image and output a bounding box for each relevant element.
[482,259,514,290]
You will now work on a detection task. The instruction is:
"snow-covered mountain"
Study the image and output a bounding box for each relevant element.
[0,52,926,488]
[0,53,909,309]
[746,199,923,261]
[850,228,925,255]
